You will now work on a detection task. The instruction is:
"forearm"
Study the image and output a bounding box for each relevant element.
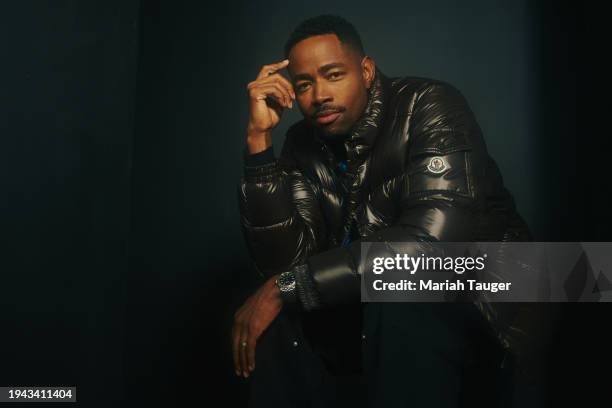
[240,145,294,227]
[239,145,326,277]
[281,205,474,312]
[246,128,272,155]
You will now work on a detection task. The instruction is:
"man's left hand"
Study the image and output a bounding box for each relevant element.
[231,274,282,378]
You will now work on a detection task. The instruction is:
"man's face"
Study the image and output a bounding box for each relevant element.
[287,34,374,138]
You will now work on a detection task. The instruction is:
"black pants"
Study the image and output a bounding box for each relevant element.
[249,303,548,408]
[247,308,366,408]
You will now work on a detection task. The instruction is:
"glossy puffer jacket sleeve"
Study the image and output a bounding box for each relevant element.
[237,135,327,280]
[305,82,491,308]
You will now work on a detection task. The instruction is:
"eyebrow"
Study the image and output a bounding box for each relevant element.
[292,62,347,82]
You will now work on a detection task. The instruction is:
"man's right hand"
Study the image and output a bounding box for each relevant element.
[246,59,296,154]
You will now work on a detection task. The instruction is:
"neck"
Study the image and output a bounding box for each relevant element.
[319,131,349,161]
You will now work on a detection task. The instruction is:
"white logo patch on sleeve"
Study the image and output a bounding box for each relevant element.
[427,156,447,173]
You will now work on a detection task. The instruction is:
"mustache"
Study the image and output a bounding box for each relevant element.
[312,105,346,118]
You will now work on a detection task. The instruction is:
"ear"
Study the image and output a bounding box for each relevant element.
[361,56,376,90]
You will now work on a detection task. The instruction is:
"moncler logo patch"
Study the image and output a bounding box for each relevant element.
[427,156,447,173]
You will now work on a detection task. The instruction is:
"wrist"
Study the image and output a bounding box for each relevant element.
[274,270,299,310]
[269,274,282,297]
[247,126,272,154]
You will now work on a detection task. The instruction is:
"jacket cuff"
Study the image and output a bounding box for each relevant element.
[244,145,275,167]
[243,146,278,182]
[244,161,278,179]
[294,263,323,311]
[278,264,323,312]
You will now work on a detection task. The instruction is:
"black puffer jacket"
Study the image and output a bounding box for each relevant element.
[238,67,534,368]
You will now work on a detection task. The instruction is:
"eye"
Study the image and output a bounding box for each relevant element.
[296,82,310,92]
[328,71,344,80]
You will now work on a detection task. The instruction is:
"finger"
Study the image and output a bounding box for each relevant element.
[231,324,241,376]
[239,324,250,377]
[257,73,295,100]
[261,82,290,107]
[246,333,257,372]
[256,59,290,80]
[251,85,286,107]
[257,78,294,109]
[251,83,291,108]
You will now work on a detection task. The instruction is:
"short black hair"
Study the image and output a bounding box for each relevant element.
[283,15,365,60]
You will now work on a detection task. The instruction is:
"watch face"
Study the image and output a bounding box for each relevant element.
[278,271,296,292]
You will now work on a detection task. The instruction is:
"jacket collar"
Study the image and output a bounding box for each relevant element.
[313,66,391,163]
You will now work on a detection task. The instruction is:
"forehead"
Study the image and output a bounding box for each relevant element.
[288,34,355,75]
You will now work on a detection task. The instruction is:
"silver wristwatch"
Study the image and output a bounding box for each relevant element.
[275,270,296,293]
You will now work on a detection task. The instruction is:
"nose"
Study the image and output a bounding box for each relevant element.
[312,81,332,106]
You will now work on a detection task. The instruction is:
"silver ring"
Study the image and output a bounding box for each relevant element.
[241,341,247,347]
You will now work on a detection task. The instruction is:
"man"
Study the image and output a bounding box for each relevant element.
[233,15,535,407]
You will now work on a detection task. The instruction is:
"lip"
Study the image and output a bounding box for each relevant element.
[315,112,341,125]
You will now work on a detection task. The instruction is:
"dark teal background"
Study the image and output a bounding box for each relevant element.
[0,1,607,407]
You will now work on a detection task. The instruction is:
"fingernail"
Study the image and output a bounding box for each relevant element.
[235,370,240,376]
[249,365,254,371]
[243,371,249,378]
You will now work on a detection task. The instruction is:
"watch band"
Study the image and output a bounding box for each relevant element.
[276,270,299,309]
[275,264,323,312]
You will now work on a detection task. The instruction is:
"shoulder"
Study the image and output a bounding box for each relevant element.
[386,75,470,114]
[284,119,312,146]
[278,119,326,175]
[385,76,480,154]
[280,119,318,159]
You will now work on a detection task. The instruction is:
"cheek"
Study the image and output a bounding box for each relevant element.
[296,95,309,111]
[342,83,365,109]
[351,88,368,115]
